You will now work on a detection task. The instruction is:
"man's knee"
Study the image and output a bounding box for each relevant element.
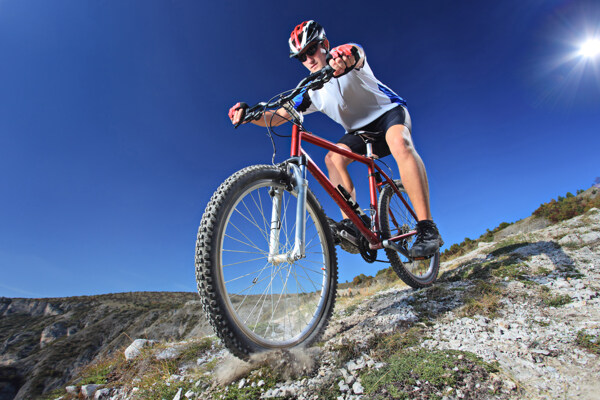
[386,128,415,158]
[325,151,351,170]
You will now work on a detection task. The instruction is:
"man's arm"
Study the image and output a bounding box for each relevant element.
[251,108,290,127]
[228,103,291,127]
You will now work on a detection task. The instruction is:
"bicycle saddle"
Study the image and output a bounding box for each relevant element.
[352,130,383,143]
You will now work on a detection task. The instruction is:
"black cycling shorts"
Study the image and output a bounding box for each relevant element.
[337,105,412,158]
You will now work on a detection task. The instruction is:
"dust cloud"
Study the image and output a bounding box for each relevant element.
[215,347,321,385]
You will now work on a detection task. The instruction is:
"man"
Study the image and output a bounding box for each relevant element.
[228,20,442,258]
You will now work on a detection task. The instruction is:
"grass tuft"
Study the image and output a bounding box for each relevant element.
[370,326,426,356]
[459,280,503,318]
[361,348,499,399]
[576,330,600,355]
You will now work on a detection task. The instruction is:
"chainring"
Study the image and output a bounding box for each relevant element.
[358,236,377,263]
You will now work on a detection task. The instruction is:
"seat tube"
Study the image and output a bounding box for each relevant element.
[368,162,378,214]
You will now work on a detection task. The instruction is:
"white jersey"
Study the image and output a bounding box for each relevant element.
[293,52,406,132]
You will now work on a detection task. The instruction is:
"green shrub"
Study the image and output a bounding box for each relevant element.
[533,190,600,223]
[441,222,513,261]
[352,273,374,287]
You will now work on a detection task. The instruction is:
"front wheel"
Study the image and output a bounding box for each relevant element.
[195,165,338,359]
[378,180,439,288]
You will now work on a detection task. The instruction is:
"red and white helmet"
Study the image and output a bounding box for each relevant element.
[288,20,327,58]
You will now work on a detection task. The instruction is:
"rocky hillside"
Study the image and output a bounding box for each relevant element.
[3,187,599,400]
[0,292,211,400]
[40,204,600,399]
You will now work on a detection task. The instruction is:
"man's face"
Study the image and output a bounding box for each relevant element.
[299,42,328,73]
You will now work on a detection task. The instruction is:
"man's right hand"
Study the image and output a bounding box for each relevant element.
[228,102,249,125]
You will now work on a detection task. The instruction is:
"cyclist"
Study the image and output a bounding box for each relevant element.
[228,20,442,259]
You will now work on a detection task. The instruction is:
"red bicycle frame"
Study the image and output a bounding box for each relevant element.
[290,125,417,250]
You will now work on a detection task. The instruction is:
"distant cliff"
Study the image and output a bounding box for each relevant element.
[0,292,210,400]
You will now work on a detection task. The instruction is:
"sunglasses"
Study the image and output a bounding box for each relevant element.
[297,42,320,62]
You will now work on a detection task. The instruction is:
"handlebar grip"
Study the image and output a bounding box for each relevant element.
[234,106,264,129]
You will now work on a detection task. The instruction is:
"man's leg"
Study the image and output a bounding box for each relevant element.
[324,145,363,253]
[385,124,442,257]
[325,144,355,219]
[384,125,431,221]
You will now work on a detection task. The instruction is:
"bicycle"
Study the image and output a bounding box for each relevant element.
[195,65,440,360]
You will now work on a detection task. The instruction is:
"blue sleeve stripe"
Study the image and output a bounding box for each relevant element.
[292,87,310,110]
[377,83,406,106]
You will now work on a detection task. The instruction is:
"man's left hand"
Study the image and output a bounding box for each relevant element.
[329,44,357,77]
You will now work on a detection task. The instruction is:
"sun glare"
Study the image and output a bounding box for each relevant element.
[580,38,600,58]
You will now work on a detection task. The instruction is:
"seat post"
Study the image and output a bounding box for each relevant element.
[355,130,380,159]
[365,142,374,158]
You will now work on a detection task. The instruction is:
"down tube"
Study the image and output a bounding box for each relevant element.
[302,152,379,245]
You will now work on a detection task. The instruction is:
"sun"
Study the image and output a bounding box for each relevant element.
[579,38,600,58]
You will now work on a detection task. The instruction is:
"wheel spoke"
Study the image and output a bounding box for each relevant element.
[379,181,439,288]
[198,169,336,355]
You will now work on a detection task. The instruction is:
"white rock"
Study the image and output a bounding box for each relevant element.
[185,390,195,399]
[156,346,182,360]
[94,388,110,399]
[338,380,349,393]
[65,386,78,395]
[504,379,517,391]
[124,339,153,360]
[352,381,364,394]
[238,378,246,389]
[172,388,182,400]
[81,384,101,398]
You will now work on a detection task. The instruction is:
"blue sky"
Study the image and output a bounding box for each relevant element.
[1,0,599,298]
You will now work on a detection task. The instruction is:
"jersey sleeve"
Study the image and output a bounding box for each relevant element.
[291,87,317,114]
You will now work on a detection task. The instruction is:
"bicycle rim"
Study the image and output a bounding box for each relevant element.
[216,178,332,347]
[379,182,439,287]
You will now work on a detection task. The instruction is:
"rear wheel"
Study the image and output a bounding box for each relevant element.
[195,165,337,359]
[378,180,439,288]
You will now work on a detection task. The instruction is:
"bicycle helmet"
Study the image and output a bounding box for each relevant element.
[289,20,327,58]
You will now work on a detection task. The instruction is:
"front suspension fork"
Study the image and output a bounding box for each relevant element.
[268,158,308,264]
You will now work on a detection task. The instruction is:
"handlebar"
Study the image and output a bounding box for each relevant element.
[235,65,335,127]
[235,46,361,128]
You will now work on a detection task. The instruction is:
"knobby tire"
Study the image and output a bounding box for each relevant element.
[195,165,338,359]
[378,180,440,288]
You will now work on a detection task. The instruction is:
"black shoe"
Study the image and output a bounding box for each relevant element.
[326,217,341,244]
[408,220,443,259]
[338,218,360,238]
[327,217,360,254]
